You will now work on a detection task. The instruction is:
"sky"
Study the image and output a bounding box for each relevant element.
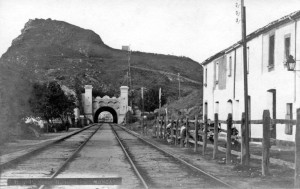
[0,0,299,63]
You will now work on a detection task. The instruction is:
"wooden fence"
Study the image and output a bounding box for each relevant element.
[156,108,300,188]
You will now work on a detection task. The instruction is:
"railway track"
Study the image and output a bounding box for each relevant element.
[0,123,144,189]
[0,124,102,188]
[111,123,234,189]
[1,123,233,188]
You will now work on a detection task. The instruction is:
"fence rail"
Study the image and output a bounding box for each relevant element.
[156,109,300,188]
[198,119,296,125]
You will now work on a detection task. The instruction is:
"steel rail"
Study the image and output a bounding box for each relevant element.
[0,124,98,170]
[118,125,234,189]
[110,124,149,189]
[38,124,102,189]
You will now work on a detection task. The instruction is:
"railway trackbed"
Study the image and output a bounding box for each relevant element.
[1,123,233,188]
[0,124,102,188]
[0,123,144,189]
[111,124,233,189]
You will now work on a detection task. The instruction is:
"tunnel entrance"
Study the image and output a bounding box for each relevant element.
[98,111,113,122]
[94,106,118,123]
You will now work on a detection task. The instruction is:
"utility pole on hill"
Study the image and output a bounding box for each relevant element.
[141,87,144,134]
[159,87,161,134]
[122,45,132,109]
[126,71,129,87]
[178,73,181,99]
[128,50,132,89]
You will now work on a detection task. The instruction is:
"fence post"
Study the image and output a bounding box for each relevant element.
[164,114,168,140]
[241,112,250,165]
[213,113,219,159]
[144,116,147,135]
[194,115,198,152]
[156,117,160,138]
[171,119,174,144]
[186,117,190,148]
[180,122,184,148]
[226,113,232,164]
[156,118,159,138]
[162,116,165,139]
[262,110,271,176]
[156,116,159,137]
[203,114,208,156]
[160,116,164,138]
[241,112,245,164]
[295,108,300,188]
[175,119,179,146]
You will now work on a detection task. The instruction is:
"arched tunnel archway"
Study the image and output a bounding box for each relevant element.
[94,106,118,123]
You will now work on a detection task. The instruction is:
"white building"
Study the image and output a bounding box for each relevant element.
[202,11,300,143]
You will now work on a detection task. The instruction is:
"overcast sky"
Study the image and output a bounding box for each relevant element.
[0,0,299,63]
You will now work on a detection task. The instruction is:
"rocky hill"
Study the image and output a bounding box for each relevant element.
[0,18,203,141]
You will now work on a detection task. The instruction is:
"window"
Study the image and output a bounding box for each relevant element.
[215,62,219,84]
[228,56,232,77]
[268,34,275,71]
[284,34,291,61]
[285,103,293,135]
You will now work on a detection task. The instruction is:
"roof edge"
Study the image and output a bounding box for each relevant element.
[201,10,300,66]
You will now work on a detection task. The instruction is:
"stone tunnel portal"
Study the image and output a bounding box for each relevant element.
[94,106,118,123]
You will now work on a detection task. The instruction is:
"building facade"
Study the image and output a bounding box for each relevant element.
[202,11,300,142]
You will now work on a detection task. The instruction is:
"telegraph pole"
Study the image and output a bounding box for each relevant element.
[141,87,144,134]
[178,73,181,99]
[128,50,131,88]
[241,0,250,165]
[158,87,161,136]
[126,46,132,109]
[126,71,129,87]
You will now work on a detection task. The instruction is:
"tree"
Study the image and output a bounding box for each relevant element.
[74,76,84,113]
[29,81,76,128]
[29,82,51,121]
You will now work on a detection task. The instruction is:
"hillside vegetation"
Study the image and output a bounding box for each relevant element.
[0,18,203,141]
